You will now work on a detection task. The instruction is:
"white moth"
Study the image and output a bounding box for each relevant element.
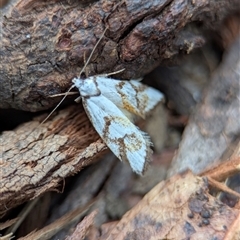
[45,29,164,175]
[72,75,164,175]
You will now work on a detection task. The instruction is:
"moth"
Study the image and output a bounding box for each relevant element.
[72,75,164,175]
[46,29,164,175]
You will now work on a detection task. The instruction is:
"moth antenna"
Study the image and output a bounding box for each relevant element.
[97,68,125,77]
[49,91,78,97]
[78,27,108,78]
[40,85,75,125]
[41,27,108,125]
[83,52,90,78]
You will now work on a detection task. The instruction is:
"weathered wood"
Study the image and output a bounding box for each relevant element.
[1,0,238,111]
[0,105,108,216]
[167,34,240,177]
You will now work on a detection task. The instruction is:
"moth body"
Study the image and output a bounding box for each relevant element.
[72,76,164,175]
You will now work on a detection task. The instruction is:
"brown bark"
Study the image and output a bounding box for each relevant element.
[1,0,238,111]
[0,105,108,216]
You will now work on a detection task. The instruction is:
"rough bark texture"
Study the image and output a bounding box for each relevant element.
[0,105,108,216]
[1,0,239,111]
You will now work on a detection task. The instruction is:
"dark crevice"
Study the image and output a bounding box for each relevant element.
[117,0,174,41]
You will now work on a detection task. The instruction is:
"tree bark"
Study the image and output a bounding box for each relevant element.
[1,0,238,111]
[0,105,108,216]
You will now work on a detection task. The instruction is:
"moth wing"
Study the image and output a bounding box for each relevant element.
[82,94,152,175]
[92,76,164,118]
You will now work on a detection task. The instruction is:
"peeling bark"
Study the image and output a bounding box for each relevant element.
[0,105,108,216]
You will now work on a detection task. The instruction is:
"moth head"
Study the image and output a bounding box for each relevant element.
[72,76,100,97]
